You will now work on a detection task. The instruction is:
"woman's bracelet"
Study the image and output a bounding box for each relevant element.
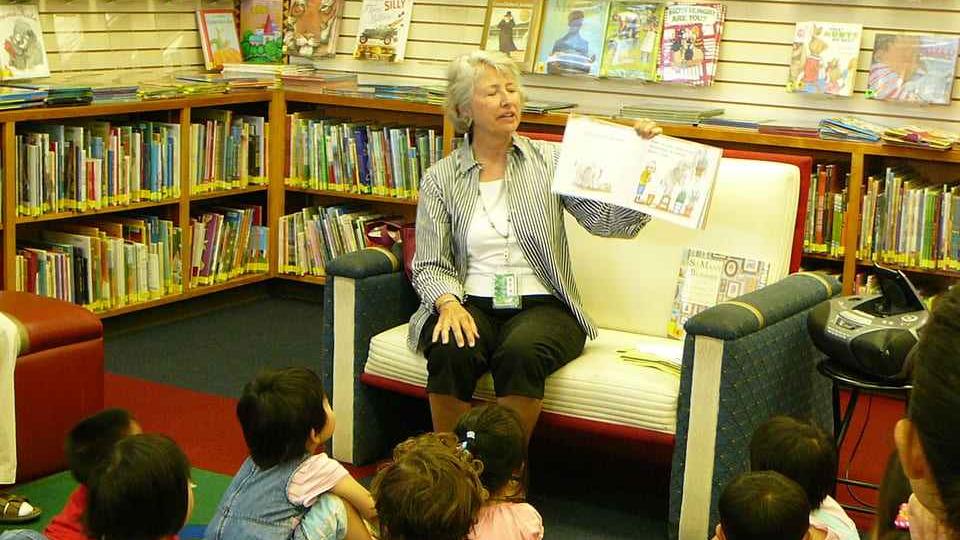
[436,296,461,310]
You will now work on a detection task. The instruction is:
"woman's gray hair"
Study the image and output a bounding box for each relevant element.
[445,51,525,134]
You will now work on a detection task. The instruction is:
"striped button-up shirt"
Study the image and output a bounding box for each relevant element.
[408,134,650,350]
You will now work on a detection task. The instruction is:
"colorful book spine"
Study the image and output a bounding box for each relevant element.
[189,112,267,194]
[189,204,268,287]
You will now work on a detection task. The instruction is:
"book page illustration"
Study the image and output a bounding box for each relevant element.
[868,33,960,105]
[0,5,49,81]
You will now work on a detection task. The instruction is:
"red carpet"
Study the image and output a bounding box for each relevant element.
[104,373,379,478]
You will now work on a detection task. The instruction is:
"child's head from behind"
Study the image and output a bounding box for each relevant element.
[66,408,141,485]
[86,433,193,540]
[454,404,525,497]
[717,471,811,540]
[372,433,487,540]
[237,366,332,469]
[749,415,836,509]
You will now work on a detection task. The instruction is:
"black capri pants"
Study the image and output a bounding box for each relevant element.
[420,295,587,402]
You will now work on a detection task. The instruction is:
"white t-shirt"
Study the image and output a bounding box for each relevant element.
[464,179,551,298]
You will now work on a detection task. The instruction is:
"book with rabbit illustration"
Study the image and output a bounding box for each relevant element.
[787,21,863,97]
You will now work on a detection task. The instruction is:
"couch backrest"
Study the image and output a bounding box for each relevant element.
[566,157,800,337]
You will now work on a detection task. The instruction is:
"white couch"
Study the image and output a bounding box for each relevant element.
[321,152,838,539]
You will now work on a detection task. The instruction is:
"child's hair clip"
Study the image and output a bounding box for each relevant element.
[459,430,476,452]
[895,502,910,530]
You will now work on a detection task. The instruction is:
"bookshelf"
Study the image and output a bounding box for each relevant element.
[6,88,960,316]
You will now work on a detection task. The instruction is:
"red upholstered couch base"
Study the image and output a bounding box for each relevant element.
[0,292,104,483]
[360,372,676,464]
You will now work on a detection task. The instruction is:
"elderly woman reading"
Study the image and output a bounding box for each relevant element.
[410,50,660,440]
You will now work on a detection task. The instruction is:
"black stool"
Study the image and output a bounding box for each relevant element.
[816,358,912,514]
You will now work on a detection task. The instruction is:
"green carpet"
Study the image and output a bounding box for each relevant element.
[0,468,231,534]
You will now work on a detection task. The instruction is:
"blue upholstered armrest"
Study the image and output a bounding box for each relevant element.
[325,244,405,279]
[669,272,840,540]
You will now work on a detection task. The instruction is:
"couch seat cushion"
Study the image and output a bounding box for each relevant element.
[366,324,682,434]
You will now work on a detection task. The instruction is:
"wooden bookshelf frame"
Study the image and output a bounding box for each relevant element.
[8,88,960,317]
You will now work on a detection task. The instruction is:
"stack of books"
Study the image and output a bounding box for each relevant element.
[0,86,47,110]
[881,126,960,151]
[10,83,93,106]
[523,100,577,114]
[83,74,140,103]
[803,163,848,257]
[190,205,269,287]
[189,110,269,195]
[819,116,887,142]
[16,217,183,311]
[286,112,443,198]
[282,69,357,90]
[279,204,394,276]
[700,116,773,130]
[757,120,821,138]
[176,73,274,90]
[619,103,724,125]
[221,63,312,85]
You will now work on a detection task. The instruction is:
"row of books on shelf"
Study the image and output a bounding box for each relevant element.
[16,121,182,217]
[189,111,269,193]
[15,205,269,312]
[278,204,390,276]
[804,165,960,272]
[285,114,443,198]
[189,205,269,287]
[15,216,183,310]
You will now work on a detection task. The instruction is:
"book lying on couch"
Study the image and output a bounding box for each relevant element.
[551,115,722,229]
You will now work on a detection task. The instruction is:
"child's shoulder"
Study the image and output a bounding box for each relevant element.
[474,501,543,538]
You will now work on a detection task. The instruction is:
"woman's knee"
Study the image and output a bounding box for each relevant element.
[425,341,480,377]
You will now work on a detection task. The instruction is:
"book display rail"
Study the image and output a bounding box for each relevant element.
[6,87,960,317]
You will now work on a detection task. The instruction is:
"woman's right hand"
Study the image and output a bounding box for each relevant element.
[432,297,479,348]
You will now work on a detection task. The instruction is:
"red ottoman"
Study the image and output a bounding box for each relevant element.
[1,292,104,482]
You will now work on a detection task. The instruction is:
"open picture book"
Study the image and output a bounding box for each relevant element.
[551,115,722,229]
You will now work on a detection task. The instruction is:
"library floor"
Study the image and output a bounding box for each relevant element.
[9,282,672,539]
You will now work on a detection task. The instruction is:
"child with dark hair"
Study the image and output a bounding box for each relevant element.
[453,405,543,539]
[895,284,960,539]
[714,471,811,540]
[205,367,374,540]
[44,408,142,540]
[86,433,194,540]
[749,416,858,540]
[873,452,911,540]
[372,433,487,540]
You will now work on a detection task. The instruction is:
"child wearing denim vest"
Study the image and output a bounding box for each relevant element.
[205,367,375,540]
[454,405,543,540]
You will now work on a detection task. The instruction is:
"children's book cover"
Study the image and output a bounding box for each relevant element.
[480,0,544,73]
[240,0,283,63]
[658,3,725,86]
[599,2,664,81]
[197,9,243,70]
[354,0,415,62]
[0,4,49,81]
[284,0,345,59]
[534,0,609,76]
[786,21,862,97]
[667,249,770,339]
[867,33,960,105]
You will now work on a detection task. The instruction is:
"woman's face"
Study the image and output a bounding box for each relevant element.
[467,66,521,137]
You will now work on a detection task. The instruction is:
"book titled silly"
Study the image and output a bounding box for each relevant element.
[867,33,960,105]
[354,0,415,62]
[658,3,725,86]
[239,0,283,63]
[787,22,863,97]
[599,2,665,81]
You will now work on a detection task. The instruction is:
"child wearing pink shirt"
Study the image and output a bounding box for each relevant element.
[454,405,543,540]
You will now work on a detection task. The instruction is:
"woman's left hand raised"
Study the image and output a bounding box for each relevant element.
[633,119,663,139]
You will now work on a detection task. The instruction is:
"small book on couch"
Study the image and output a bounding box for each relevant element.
[551,115,723,229]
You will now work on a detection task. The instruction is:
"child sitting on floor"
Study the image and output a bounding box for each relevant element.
[372,433,487,540]
[714,471,812,540]
[205,367,375,540]
[44,408,142,540]
[750,416,859,540]
[453,405,543,540]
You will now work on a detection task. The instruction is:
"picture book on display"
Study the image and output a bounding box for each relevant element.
[480,0,544,73]
[0,4,49,81]
[284,0,346,60]
[354,0,415,62]
[787,22,862,97]
[867,33,960,105]
[534,0,609,77]
[667,248,770,339]
[551,115,722,230]
[197,9,243,70]
[240,0,283,63]
[658,3,725,86]
[600,2,665,81]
